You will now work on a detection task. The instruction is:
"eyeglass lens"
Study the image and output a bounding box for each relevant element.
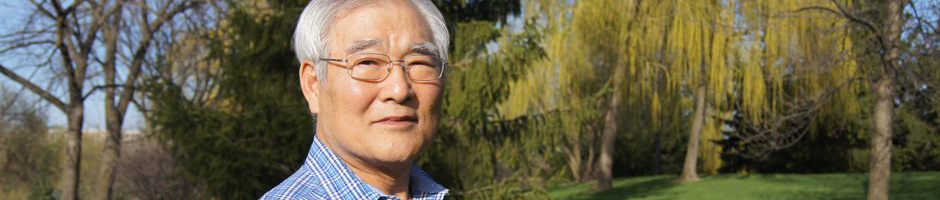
[347,53,442,81]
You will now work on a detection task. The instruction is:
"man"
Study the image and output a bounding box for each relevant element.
[261,0,450,199]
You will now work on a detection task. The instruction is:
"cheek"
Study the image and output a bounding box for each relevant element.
[415,84,442,115]
[340,83,376,114]
[325,78,377,124]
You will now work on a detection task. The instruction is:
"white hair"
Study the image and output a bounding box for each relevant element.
[293,0,450,84]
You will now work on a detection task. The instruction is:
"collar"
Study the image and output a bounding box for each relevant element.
[305,135,449,199]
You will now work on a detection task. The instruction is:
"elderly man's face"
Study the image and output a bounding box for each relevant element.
[301,1,442,167]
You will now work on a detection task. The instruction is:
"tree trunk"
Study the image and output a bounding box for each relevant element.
[100,111,123,200]
[679,76,706,183]
[868,72,894,200]
[563,136,584,182]
[62,103,84,200]
[99,10,122,199]
[867,1,903,199]
[595,67,623,191]
[653,130,662,174]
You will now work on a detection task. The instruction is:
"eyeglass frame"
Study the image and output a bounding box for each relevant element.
[319,53,447,82]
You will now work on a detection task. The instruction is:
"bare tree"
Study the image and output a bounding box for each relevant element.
[0,1,119,199]
[97,1,202,199]
[0,0,202,199]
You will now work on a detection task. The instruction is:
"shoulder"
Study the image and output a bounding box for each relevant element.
[260,165,332,200]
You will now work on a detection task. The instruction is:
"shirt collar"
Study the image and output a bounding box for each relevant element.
[306,135,449,199]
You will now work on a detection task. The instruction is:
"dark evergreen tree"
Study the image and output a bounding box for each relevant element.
[148,0,311,199]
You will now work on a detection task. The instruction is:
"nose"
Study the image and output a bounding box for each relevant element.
[378,61,413,103]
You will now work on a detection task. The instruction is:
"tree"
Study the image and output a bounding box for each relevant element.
[867,1,904,199]
[722,0,863,164]
[670,0,740,183]
[147,0,316,198]
[0,1,202,199]
[98,1,202,199]
[676,0,867,182]
[796,1,907,199]
[0,1,116,198]
[0,85,57,199]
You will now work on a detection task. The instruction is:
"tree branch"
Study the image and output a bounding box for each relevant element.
[118,0,201,114]
[793,3,879,35]
[0,64,67,112]
[83,84,135,101]
[28,0,56,19]
[0,40,55,55]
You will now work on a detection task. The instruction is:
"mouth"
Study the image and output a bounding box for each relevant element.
[374,115,419,127]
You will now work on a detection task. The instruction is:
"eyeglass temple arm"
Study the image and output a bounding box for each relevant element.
[319,58,345,62]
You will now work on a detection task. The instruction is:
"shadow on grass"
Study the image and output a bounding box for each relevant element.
[890,172,940,200]
[575,176,678,200]
[754,173,867,200]
[715,172,939,200]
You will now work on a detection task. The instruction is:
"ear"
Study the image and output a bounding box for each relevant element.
[300,60,320,114]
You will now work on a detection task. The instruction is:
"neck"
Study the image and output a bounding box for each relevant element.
[316,134,413,199]
[349,162,412,199]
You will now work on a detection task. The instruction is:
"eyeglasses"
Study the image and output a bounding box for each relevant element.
[320,53,445,82]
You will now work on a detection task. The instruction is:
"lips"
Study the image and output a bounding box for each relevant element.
[375,116,418,124]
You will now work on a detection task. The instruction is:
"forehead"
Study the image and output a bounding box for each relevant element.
[328,0,433,53]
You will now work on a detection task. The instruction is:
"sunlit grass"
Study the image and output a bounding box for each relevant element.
[550,172,940,200]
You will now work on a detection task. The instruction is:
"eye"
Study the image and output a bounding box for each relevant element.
[405,56,439,68]
[408,61,435,68]
[355,59,383,67]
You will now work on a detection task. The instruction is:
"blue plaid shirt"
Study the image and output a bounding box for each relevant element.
[261,135,449,200]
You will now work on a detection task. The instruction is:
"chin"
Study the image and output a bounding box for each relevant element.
[367,133,429,163]
[365,148,420,167]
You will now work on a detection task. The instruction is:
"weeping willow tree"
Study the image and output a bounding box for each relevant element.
[675,0,867,182]
[659,0,737,183]
[727,0,863,161]
[504,0,869,185]
[501,0,736,188]
[501,0,644,189]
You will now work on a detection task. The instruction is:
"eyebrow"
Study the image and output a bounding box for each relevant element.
[345,39,383,55]
[345,39,440,60]
[410,42,440,59]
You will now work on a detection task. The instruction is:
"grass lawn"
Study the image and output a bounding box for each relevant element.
[549,172,940,200]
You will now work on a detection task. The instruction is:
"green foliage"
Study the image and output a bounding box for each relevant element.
[26,182,56,200]
[147,0,312,199]
[433,0,520,24]
[0,87,59,200]
[420,17,554,199]
[613,91,689,176]
[432,0,522,50]
[893,92,940,171]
